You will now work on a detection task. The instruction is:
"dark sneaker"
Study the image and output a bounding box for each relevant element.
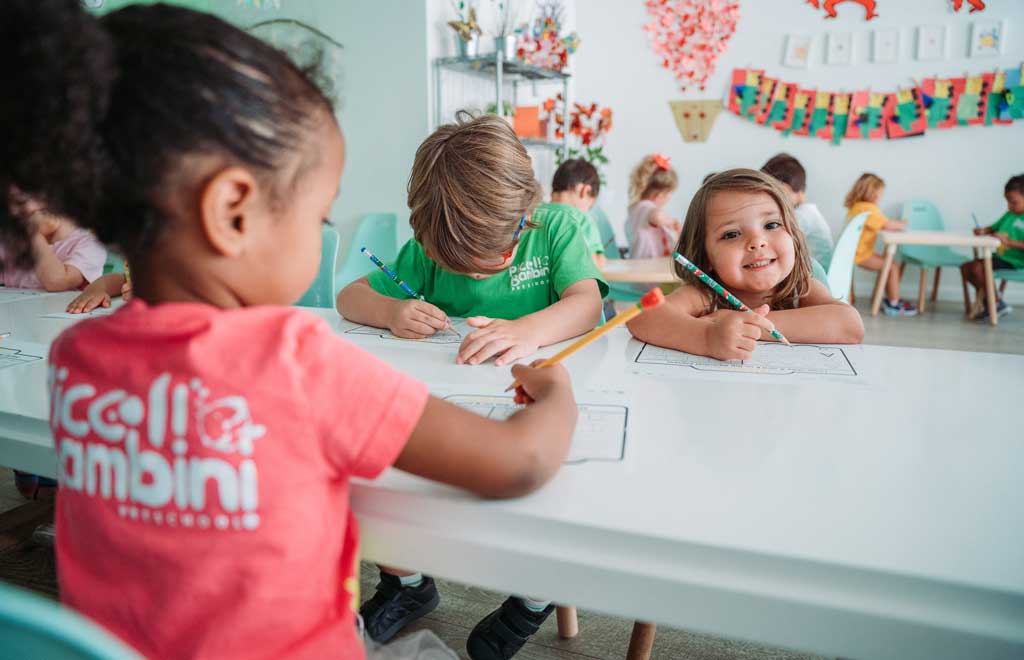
[359,572,440,643]
[13,471,57,500]
[31,523,55,548]
[882,298,917,317]
[466,597,555,660]
[975,299,1012,323]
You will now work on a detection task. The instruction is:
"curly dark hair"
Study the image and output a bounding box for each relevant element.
[1006,174,1024,197]
[0,0,334,269]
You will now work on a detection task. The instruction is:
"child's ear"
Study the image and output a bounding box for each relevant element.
[580,183,593,199]
[199,166,261,257]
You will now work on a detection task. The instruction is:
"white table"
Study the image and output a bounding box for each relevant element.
[871,231,1001,324]
[600,258,678,284]
[0,292,1022,660]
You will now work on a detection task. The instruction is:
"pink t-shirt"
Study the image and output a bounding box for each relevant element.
[0,228,107,289]
[49,301,428,660]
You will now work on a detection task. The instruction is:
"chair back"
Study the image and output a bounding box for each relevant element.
[0,582,145,660]
[590,206,619,256]
[295,226,340,308]
[811,258,829,291]
[827,212,868,303]
[899,200,952,264]
[335,213,398,291]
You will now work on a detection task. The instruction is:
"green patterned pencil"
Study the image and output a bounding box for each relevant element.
[673,252,791,346]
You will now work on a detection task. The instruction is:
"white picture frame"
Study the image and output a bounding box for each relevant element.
[783,34,812,69]
[872,28,900,63]
[826,32,853,66]
[969,20,1006,57]
[916,25,947,61]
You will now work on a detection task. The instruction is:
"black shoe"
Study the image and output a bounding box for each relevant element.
[359,572,440,643]
[466,597,554,660]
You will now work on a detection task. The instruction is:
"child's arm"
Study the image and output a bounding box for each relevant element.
[591,252,607,269]
[66,273,128,313]
[396,362,576,497]
[993,233,1024,250]
[626,285,776,361]
[883,218,909,231]
[647,208,679,229]
[336,276,450,339]
[30,233,86,292]
[762,279,865,344]
[457,279,602,366]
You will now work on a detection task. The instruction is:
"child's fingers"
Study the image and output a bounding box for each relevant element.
[412,310,446,330]
[743,312,776,334]
[404,319,438,336]
[513,385,534,405]
[414,302,449,326]
[494,344,530,367]
[465,316,494,328]
[461,335,512,365]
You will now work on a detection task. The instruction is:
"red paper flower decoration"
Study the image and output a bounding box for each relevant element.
[952,0,986,12]
[806,0,879,20]
[643,0,741,92]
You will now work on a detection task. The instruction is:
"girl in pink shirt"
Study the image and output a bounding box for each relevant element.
[1,2,578,659]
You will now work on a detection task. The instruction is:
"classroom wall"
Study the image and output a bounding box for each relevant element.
[92,0,431,262]
[573,0,1024,301]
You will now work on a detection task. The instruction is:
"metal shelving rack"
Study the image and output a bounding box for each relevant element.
[434,52,571,153]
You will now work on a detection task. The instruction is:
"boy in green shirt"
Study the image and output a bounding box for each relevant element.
[550,158,606,269]
[962,174,1024,321]
[337,114,606,659]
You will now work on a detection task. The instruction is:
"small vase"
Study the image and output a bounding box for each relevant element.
[494,35,517,60]
[455,32,481,58]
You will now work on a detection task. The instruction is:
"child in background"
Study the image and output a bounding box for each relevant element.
[0,196,106,291]
[844,173,915,316]
[761,153,834,270]
[626,153,682,259]
[66,271,132,313]
[962,173,1024,321]
[550,158,606,268]
[337,114,605,659]
[3,4,580,660]
[627,170,863,358]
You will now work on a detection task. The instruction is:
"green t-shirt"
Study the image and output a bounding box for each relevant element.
[991,211,1024,269]
[548,202,603,255]
[368,203,608,319]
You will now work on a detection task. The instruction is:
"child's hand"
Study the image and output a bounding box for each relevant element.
[66,289,111,314]
[995,232,1010,246]
[458,317,540,366]
[387,299,450,339]
[973,227,988,236]
[703,305,776,361]
[511,360,571,405]
[121,281,132,301]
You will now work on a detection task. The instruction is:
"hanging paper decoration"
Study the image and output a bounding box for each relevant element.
[643,0,741,92]
[951,0,986,12]
[668,100,725,142]
[806,0,879,21]
[237,0,282,9]
[726,66,1022,145]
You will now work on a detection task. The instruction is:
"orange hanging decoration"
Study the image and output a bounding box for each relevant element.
[806,0,879,20]
[951,0,986,12]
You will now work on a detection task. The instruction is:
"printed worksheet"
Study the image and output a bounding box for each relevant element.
[346,318,472,345]
[443,394,628,464]
[634,342,857,377]
[0,341,46,371]
[0,288,52,305]
[41,307,119,320]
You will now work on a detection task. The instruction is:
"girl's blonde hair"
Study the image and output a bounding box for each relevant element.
[407,112,542,273]
[843,173,885,209]
[673,168,812,312]
[628,154,678,205]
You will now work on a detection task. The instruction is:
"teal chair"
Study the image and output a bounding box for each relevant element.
[811,258,829,292]
[996,268,1024,300]
[295,226,340,308]
[591,206,643,305]
[0,582,145,660]
[335,213,398,292]
[101,254,125,276]
[898,200,969,312]
[827,212,868,304]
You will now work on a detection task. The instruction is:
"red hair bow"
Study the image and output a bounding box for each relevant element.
[652,153,672,170]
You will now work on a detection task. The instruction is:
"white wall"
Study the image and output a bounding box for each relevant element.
[574,0,1024,300]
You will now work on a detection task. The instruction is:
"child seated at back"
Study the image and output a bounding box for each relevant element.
[626,153,682,259]
[549,157,606,268]
[844,173,916,316]
[3,4,580,659]
[337,113,606,657]
[0,192,105,291]
[761,153,834,270]
[337,113,606,367]
[961,173,1024,321]
[628,169,863,358]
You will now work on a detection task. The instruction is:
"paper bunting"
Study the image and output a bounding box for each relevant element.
[644,0,741,92]
[726,66,1021,145]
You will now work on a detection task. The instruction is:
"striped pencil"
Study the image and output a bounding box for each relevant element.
[361,247,425,301]
[673,252,791,346]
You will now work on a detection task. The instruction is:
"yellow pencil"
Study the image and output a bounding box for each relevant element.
[505,288,666,392]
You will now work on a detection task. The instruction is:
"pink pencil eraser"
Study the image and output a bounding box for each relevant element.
[639,288,666,310]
